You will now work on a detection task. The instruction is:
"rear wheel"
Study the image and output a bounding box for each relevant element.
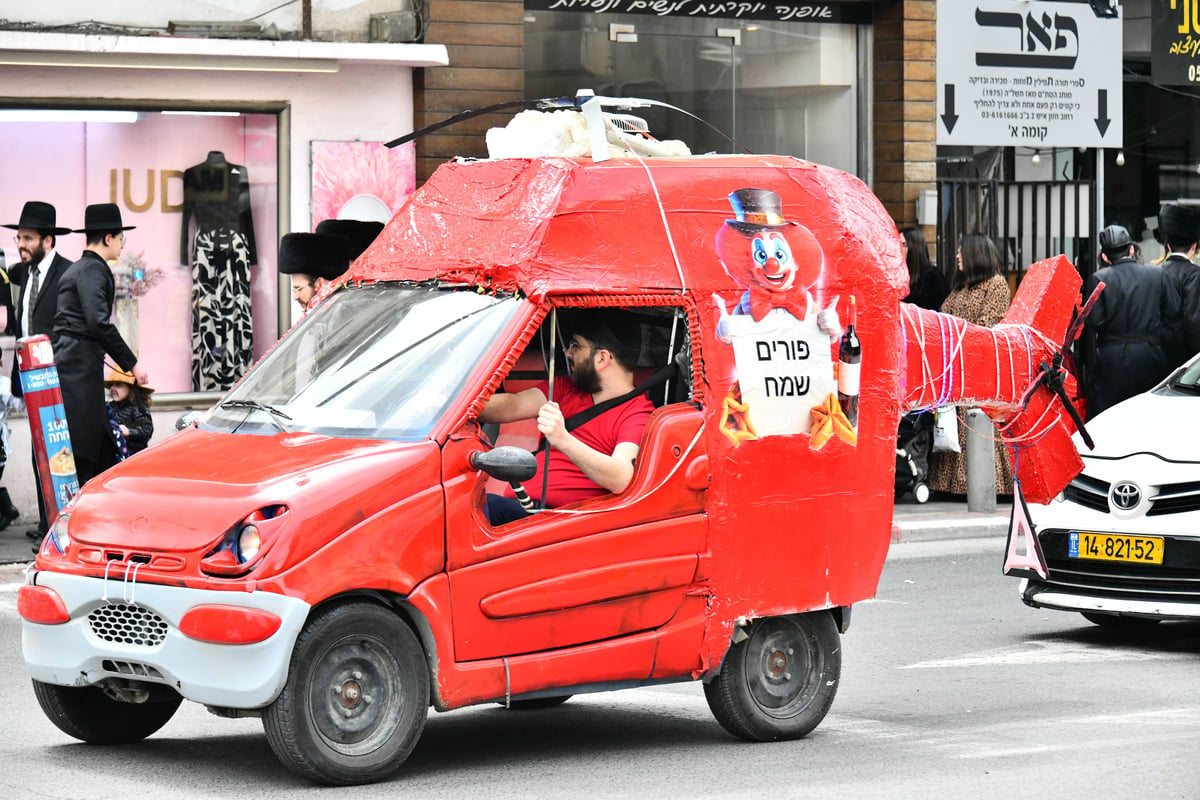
[32,679,182,744]
[913,483,931,504]
[1081,612,1162,631]
[703,612,840,741]
[263,602,429,786]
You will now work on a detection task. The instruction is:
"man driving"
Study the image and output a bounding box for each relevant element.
[480,309,653,525]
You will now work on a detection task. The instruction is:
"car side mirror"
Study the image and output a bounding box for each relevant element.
[175,411,202,432]
[469,446,537,483]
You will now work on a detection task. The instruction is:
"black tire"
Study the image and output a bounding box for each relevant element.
[703,612,841,742]
[32,679,182,744]
[500,695,572,710]
[1081,612,1162,630]
[262,602,429,786]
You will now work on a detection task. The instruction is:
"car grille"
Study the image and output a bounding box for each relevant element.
[101,659,165,680]
[1064,474,1109,512]
[1147,480,1200,517]
[1062,475,1200,517]
[1037,529,1200,602]
[88,603,170,647]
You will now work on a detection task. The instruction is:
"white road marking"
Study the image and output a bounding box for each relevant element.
[900,638,1172,669]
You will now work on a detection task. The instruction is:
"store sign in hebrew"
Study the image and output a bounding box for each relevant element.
[1151,0,1200,86]
[523,0,872,24]
[937,0,1123,148]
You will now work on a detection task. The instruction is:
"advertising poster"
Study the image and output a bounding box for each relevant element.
[311,140,415,225]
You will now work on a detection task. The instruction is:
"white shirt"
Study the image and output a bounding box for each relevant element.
[22,248,54,337]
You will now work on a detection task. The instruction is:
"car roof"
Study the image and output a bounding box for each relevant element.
[349,154,907,301]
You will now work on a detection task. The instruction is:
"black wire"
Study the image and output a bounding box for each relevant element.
[244,0,300,23]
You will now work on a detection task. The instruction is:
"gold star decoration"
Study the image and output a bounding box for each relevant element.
[810,392,857,450]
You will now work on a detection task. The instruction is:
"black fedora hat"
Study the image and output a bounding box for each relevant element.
[73,203,136,234]
[2,201,72,235]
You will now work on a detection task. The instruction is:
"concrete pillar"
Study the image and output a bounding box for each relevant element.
[965,408,996,513]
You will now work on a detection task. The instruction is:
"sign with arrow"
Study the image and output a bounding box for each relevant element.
[936,0,1123,148]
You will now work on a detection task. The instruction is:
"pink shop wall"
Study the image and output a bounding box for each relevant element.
[0,113,279,394]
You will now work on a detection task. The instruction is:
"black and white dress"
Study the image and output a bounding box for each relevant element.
[181,152,258,392]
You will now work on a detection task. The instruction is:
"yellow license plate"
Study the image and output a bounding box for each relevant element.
[1070,531,1164,564]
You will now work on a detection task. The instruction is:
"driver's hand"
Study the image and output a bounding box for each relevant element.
[537,401,567,448]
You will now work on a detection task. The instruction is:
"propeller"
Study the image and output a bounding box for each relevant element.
[386,90,752,153]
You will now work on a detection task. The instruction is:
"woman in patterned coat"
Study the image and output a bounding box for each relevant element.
[928,232,1014,497]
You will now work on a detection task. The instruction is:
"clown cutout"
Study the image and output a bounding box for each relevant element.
[713,188,852,448]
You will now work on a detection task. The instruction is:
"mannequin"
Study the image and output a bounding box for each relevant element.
[181,150,258,391]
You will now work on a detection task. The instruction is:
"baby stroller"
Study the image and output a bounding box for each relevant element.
[895,411,935,503]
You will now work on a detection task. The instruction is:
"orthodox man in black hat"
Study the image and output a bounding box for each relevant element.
[1159,203,1200,369]
[278,231,351,313]
[53,203,147,485]
[3,201,75,539]
[1083,224,1181,419]
[3,201,74,395]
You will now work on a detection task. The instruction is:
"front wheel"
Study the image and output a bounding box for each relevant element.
[703,612,841,742]
[263,602,429,786]
[32,680,182,744]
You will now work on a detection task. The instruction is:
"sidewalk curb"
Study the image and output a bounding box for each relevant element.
[891,513,1010,544]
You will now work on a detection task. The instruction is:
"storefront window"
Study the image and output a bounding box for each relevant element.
[524,12,863,175]
[0,109,279,394]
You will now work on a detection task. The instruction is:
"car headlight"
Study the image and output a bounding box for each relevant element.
[200,505,289,577]
[47,513,71,554]
[236,522,263,563]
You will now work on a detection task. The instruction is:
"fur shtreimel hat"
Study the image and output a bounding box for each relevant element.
[278,232,351,280]
[315,219,385,260]
[1159,204,1199,243]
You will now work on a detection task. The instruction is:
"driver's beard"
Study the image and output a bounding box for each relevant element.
[570,357,601,394]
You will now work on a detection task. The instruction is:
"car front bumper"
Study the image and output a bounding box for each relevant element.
[22,570,310,708]
[1020,578,1200,620]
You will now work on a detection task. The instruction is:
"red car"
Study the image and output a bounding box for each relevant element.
[20,153,1085,785]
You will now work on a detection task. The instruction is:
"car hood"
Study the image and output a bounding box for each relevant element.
[1083,389,1200,463]
[66,428,438,553]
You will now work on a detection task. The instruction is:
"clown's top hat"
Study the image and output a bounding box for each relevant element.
[725,188,795,234]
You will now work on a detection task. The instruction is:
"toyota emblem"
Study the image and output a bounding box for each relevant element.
[1110,481,1141,511]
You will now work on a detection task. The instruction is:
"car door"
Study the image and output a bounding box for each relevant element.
[441,304,710,663]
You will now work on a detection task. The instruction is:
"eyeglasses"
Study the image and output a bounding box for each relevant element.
[565,340,592,354]
[12,234,43,245]
[291,283,314,294]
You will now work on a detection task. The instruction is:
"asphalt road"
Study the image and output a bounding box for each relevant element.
[1,538,1197,799]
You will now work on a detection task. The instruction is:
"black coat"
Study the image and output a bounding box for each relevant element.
[1085,255,1181,419]
[903,265,951,311]
[109,397,153,455]
[9,251,72,397]
[1162,253,1200,370]
[52,250,138,481]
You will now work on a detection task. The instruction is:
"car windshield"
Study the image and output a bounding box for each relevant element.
[1166,356,1200,395]
[203,284,520,440]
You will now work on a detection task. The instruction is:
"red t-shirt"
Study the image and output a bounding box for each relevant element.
[512,376,654,508]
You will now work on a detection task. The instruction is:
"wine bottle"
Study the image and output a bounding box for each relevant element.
[837,295,861,427]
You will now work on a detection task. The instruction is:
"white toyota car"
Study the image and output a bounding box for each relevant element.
[1017,353,1200,629]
